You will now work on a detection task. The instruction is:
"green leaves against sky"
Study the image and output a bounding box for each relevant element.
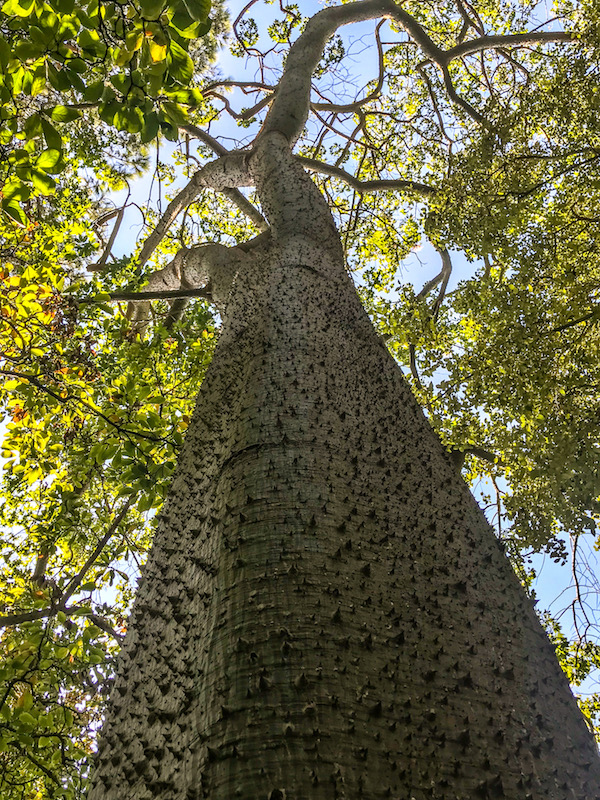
[0,0,211,225]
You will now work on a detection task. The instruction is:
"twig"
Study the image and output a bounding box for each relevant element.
[311,20,386,113]
[571,534,593,643]
[61,500,133,605]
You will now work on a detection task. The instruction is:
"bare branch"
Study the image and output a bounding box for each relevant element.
[432,248,452,319]
[298,156,436,196]
[221,188,268,231]
[441,64,485,124]
[109,287,213,302]
[548,308,600,334]
[87,613,125,642]
[61,500,133,606]
[135,149,258,273]
[417,65,454,143]
[206,90,273,121]
[446,30,575,62]
[136,172,205,271]
[202,80,276,96]
[312,20,386,114]
[0,606,124,642]
[90,198,128,272]
[571,534,593,643]
[179,125,268,231]
[408,343,434,417]
[179,123,229,156]
[454,0,483,37]
[0,503,132,641]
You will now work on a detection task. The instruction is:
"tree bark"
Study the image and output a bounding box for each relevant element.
[89,135,600,799]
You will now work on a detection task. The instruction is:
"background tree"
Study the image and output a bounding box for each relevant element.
[2,0,600,797]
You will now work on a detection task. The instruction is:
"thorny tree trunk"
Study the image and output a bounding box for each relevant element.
[88,133,600,799]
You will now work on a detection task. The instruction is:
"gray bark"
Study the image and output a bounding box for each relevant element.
[89,135,600,799]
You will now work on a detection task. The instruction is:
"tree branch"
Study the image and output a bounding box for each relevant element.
[432,248,452,319]
[61,501,133,606]
[297,156,436,196]
[311,20,386,114]
[108,287,213,302]
[441,64,485,124]
[0,503,132,639]
[89,197,128,272]
[445,30,575,62]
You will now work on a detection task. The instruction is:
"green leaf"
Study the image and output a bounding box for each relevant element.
[170,87,203,106]
[166,40,194,85]
[67,57,87,73]
[78,28,106,57]
[41,117,62,150]
[35,149,61,170]
[140,111,160,143]
[98,100,121,125]
[1,0,35,18]
[14,40,41,61]
[48,105,82,123]
[2,179,30,201]
[84,80,104,103]
[2,201,27,226]
[23,114,43,139]
[138,0,164,20]
[113,46,133,67]
[114,106,144,133]
[31,168,56,195]
[181,0,210,22]
[0,35,10,67]
[161,101,187,125]
[125,30,144,52]
[159,119,179,141]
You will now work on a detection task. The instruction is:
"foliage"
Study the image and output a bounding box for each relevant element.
[0,0,222,794]
[2,0,600,794]
[0,178,218,796]
[0,0,213,226]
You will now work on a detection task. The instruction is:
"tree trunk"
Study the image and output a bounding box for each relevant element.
[89,140,600,800]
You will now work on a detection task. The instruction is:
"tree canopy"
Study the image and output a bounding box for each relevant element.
[1,0,600,795]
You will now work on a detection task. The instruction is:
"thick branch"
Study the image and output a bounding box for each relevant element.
[298,156,435,196]
[90,202,127,271]
[260,0,577,145]
[432,248,452,319]
[446,30,575,62]
[110,288,213,302]
[136,172,205,270]
[136,150,258,272]
[441,65,485,124]
[260,0,405,144]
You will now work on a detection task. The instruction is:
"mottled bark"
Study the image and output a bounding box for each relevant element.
[89,134,600,799]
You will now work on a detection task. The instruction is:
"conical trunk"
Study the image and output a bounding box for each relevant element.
[89,233,600,799]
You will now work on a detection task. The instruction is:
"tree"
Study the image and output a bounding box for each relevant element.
[2,0,600,797]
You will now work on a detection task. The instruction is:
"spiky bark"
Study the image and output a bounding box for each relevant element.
[89,133,600,799]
